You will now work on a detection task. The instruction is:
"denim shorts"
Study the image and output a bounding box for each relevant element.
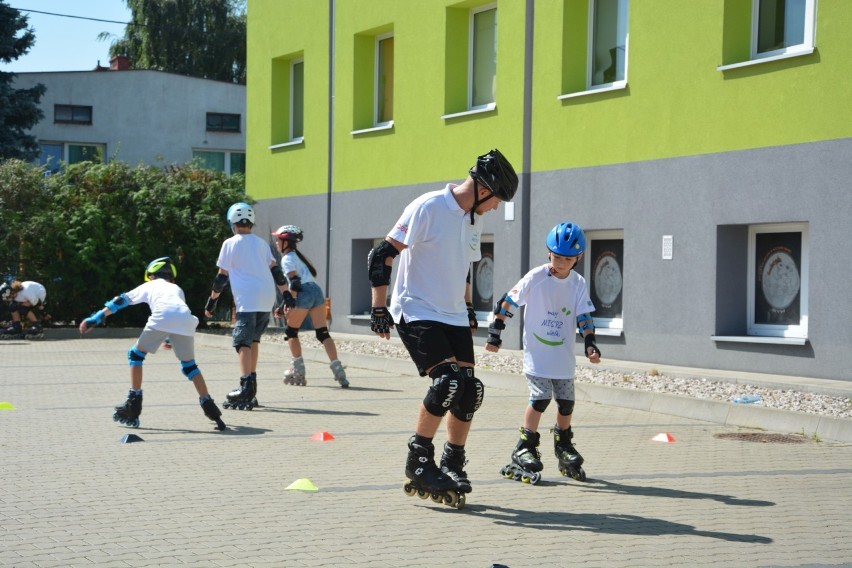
[233,311,270,349]
[294,281,325,310]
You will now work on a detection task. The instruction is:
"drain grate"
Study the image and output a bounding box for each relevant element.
[714,432,808,444]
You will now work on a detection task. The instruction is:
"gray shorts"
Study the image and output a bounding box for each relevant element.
[136,330,195,361]
[526,373,575,401]
[233,311,270,348]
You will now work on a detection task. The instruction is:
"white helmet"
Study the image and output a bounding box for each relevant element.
[226,202,255,231]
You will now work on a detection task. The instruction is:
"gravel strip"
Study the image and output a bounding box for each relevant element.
[311,337,852,420]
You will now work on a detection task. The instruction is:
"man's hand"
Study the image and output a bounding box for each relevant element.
[370,306,394,339]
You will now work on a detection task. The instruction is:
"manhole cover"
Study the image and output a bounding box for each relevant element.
[714,432,807,444]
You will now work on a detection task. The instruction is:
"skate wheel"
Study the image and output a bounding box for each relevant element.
[417,489,428,499]
[113,414,120,422]
[530,472,542,485]
[455,492,466,510]
[130,418,139,428]
[430,493,443,503]
[403,482,416,496]
[442,491,458,508]
[521,474,531,484]
[573,468,587,482]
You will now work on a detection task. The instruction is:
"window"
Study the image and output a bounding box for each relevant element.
[193,150,246,175]
[36,142,104,169]
[559,0,629,99]
[291,58,304,140]
[68,144,102,163]
[470,5,497,110]
[753,0,815,59]
[583,230,624,335]
[38,143,63,172]
[375,34,394,126]
[54,104,92,125]
[748,223,808,338]
[206,113,241,132]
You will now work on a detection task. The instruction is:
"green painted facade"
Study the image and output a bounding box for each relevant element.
[247,0,852,197]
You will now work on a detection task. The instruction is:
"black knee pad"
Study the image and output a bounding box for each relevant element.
[423,362,466,418]
[556,399,575,417]
[315,327,331,343]
[285,326,300,339]
[530,398,551,413]
[450,368,485,422]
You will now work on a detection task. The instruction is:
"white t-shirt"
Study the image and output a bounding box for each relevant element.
[507,264,596,380]
[124,279,199,337]
[16,281,46,305]
[281,251,316,286]
[216,233,277,313]
[388,184,482,326]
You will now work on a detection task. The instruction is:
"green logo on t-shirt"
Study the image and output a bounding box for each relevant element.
[533,333,565,347]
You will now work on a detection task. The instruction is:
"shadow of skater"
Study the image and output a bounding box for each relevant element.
[580,479,775,507]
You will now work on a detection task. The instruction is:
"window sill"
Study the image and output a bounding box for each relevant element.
[558,81,627,101]
[716,47,814,71]
[269,137,304,150]
[351,122,394,136]
[711,335,808,346]
[441,103,496,121]
[575,328,623,337]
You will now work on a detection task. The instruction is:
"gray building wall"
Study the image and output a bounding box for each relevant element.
[12,70,245,166]
[256,138,852,381]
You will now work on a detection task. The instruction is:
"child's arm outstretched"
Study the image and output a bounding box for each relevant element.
[485,293,517,353]
[79,293,130,334]
[577,313,601,363]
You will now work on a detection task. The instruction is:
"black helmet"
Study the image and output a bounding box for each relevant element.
[469,148,518,202]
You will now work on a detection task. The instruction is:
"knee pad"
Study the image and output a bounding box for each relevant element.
[315,327,331,343]
[285,326,300,339]
[556,399,575,417]
[181,359,200,380]
[423,362,466,417]
[450,368,485,422]
[127,346,146,367]
[530,398,551,413]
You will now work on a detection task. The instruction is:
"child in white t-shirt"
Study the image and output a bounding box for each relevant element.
[80,257,226,431]
[486,222,601,483]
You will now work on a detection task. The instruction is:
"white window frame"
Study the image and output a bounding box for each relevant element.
[586,0,629,92]
[290,58,304,142]
[582,230,624,336]
[468,3,497,112]
[374,33,394,129]
[751,0,816,61]
[747,222,809,339]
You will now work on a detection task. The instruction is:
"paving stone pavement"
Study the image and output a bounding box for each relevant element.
[2,333,852,568]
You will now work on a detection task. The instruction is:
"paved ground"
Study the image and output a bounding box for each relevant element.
[2,332,852,567]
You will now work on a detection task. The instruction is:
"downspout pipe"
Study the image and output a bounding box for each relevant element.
[325,0,335,296]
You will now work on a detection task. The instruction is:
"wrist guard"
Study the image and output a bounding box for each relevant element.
[584,333,601,357]
[83,310,105,329]
[205,296,218,313]
[278,291,296,310]
[487,318,505,347]
[466,302,478,330]
[370,306,394,334]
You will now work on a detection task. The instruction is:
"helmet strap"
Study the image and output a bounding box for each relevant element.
[469,179,495,225]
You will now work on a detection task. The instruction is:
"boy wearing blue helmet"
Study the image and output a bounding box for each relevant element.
[205,202,289,410]
[486,222,601,484]
[79,257,226,431]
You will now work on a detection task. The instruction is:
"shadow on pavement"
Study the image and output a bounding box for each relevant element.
[577,479,776,506]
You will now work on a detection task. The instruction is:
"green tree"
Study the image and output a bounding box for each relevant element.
[106,0,246,84]
[0,2,45,160]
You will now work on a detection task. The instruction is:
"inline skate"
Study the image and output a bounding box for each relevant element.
[23,324,43,339]
[440,442,472,494]
[113,389,143,428]
[553,426,586,481]
[329,359,349,388]
[200,395,227,430]
[500,427,543,484]
[223,374,257,410]
[0,322,23,340]
[283,356,306,386]
[403,437,465,509]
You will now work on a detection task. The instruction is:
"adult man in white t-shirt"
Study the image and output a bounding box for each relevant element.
[367,149,518,507]
[205,202,289,410]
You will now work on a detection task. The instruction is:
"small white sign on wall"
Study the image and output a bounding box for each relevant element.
[662,235,673,260]
[504,201,515,221]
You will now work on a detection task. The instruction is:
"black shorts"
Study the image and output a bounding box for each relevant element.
[396,317,474,376]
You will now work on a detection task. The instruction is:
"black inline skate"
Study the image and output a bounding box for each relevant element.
[500,427,543,484]
[403,437,465,509]
[223,374,257,410]
[200,396,227,431]
[23,324,43,339]
[440,442,473,494]
[113,389,143,428]
[0,322,23,340]
[553,425,586,481]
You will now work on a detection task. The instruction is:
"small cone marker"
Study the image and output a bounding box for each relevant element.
[286,478,318,492]
[309,431,335,441]
[120,434,145,444]
[0,402,16,410]
[652,432,676,443]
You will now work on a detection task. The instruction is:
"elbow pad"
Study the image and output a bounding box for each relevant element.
[270,265,287,286]
[577,313,595,334]
[288,275,303,293]
[368,240,399,287]
[211,273,229,293]
[493,293,516,318]
[104,293,130,313]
